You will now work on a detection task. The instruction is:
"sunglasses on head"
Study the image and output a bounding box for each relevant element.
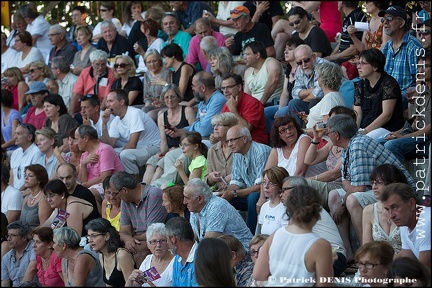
[296,57,311,66]
[289,19,301,26]
[230,9,240,14]
[114,63,129,69]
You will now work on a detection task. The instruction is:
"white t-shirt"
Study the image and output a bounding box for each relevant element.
[400,206,431,259]
[108,106,160,149]
[306,91,346,129]
[1,48,18,74]
[92,110,114,139]
[139,254,174,287]
[26,15,53,63]
[1,185,23,215]
[10,143,41,190]
[258,201,286,235]
[13,47,45,71]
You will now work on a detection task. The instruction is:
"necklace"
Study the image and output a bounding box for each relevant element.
[387,218,392,226]
[30,191,42,205]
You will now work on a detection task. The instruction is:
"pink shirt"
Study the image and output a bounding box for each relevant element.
[80,142,124,181]
[36,251,64,287]
[186,30,225,70]
[23,106,47,129]
[72,66,116,105]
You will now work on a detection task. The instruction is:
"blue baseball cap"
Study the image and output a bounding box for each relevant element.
[25,81,48,94]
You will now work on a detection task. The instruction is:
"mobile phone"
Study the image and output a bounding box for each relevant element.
[164,124,174,131]
[219,176,228,186]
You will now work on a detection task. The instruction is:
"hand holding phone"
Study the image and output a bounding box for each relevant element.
[164,124,174,131]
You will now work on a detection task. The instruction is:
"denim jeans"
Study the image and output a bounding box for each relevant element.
[383,136,430,164]
[230,191,261,234]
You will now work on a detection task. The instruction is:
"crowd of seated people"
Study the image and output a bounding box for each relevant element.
[1,2,430,287]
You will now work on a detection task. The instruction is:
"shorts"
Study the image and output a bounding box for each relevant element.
[336,188,377,208]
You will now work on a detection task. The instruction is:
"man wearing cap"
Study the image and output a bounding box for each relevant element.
[225,6,276,58]
[380,5,423,114]
[23,82,49,129]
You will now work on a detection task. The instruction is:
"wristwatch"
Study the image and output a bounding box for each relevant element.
[233,190,238,198]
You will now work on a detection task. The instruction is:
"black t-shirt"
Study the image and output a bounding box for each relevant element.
[292,26,333,57]
[243,1,284,31]
[339,7,367,54]
[111,76,144,106]
[97,34,137,66]
[231,22,274,55]
[72,184,100,218]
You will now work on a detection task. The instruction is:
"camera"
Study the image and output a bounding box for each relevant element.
[315,122,328,131]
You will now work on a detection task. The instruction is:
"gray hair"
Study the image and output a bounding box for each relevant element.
[143,49,162,66]
[160,83,183,102]
[53,226,81,249]
[294,44,313,58]
[283,176,307,186]
[51,56,71,73]
[7,220,32,239]
[100,20,116,31]
[208,47,234,76]
[146,223,167,241]
[78,124,98,140]
[165,217,195,242]
[211,112,238,127]
[200,36,219,54]
[110,171,137,190]
[50,24,66,35]
[185,178,213,203]
[327,114,358,139]
[89,49,109,62]
[317,62,342,91]
[239,126,252,141]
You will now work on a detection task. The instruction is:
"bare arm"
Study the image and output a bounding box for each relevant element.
[74,253,97,287]
[260,59,282,104]
[353,105,363,128]
[205,12,235,29]
[185,106,197,125]
[243,68,253,95]
[293,1,321,14]
[294,136,311,176]
[362,204,374,244]
[307,239,335,286]
[1,119,20,149]
[157,114,169,155]
[17,81,29,112]
[38,197,54,225]
[22,261,37,282]
[100,109,118,147]
[253,232,273,281]
[178,64,195,97]
[123,132,140,150]
[118,248,136,284]
[327,45,358,61]
[278,76,290,108]
[69,92,83,115]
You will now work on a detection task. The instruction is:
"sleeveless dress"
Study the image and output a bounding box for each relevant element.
[372,203,402,254]
[63,249,105,287]
[172,62,194,102]
[364,23,384,49]
[19,200,40,229]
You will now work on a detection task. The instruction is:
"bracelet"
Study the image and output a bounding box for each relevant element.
[315,175,318,180]
[311,141,320,145]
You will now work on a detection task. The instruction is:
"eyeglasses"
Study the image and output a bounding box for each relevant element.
[381,16,399,23]
[357,61,370,66]
[220,84,238,91]
[110,187,123,198]
[289,19,301,26]
[164,95,177,100]
[296,57,311,66]
[249,246,262,256]
[29,68,40,74]
[179,143,192,149]
[230,9,241,14]
[281,186,295,192]
[278,124,295,134]
[355,262,380,269]
[145,60,159,65]
[225,136,244,144]
[327,130,337,136]
[419,30,431,36]
[7,234,20,238]
[212,123,229,128]
[100,8,108,12]
[86,233,104,241]
[48,33,60,37]
[370,180,386,186]
[261,180,278,188]
[148,239,168,245]
[114,63,130,69]
[103,190,120,197]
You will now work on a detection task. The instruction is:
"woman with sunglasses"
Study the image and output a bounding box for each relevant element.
[248,234,269,287]
[110,54,143,106]
[362,164,409,255]
[256,166,289,235]
[91,1,122,46]
[85,218,135,287]
[126,223,174,287]
[27,61,51,86]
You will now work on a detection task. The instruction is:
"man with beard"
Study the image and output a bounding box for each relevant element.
[151,71,225,188]
[286,44,331,126]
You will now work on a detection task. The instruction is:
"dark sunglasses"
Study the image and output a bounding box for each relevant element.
[114,63,130,69]
[100,8,108,12]
[419,30,431,36]
[289,19,302,26]
[230,9,241,14]
[296,57,311,66]
[29,68,40,74]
